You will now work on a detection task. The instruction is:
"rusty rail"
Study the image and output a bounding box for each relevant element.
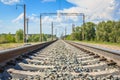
[65,40,120,66]
[66,41,120,56]
[0,40,56,65]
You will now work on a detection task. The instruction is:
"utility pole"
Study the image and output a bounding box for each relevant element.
[65,27,67,40]
[61,32,64,39]
[55,29,57,39]
[26,18,29,43]
[40,14,42,42]
[24,4,26,43]
[82,14,85,40]
[72,24,75,33]
[83,14,85,25]
[16,4,26,43]
[51,22,53,41]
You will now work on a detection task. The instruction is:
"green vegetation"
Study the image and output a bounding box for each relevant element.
[77,40,120,47]
[15,29,23,43]
[66,20,120,44]
[0,29,56,44]
[0,33,15,43]
[0,43,23,50]
[28,34,47,42]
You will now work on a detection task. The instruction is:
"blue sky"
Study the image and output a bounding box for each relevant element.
[0,0,120,37]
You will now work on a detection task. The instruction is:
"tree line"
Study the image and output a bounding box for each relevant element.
[66,20,120,43]
[0,29,56,44]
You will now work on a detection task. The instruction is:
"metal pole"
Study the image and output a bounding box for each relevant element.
[65,27,66,40]
[26,18,29,43]
[61,32,63,39]
[82,14,85,40]
[83,14,85,25]
[16,4,27,43]
[55,29,57,38]
[51,22,53,41]
[72,24,75,33]
[40,14,42,42]
[24,4,26,43]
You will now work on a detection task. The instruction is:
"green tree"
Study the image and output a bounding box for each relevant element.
[0,34,8,43]
[66,20,120,43]
[70,26,82,40]
[29,34,39,42]
[96,21,106,42]
[34,34,39,42]
[65,35,71,40]
[15,29,23,43]
[96,20,120,43]
[6,33,15,43]
[70,22,96,41]
[42,34,47,41]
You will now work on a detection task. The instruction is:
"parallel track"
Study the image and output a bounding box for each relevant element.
[0,40,56,66]
[66,41,120,66]
[0,40,120,80]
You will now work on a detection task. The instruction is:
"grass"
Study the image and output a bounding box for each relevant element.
[0,43,24,50]
[2,40,119,50]
[0,41,49,50]
[74,40,120,47]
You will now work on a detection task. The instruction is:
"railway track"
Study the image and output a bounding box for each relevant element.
[0,40,120,80]
[66,41,120,66]
[0,41,56,65]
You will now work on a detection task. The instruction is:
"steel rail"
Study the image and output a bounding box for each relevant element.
[0,40,57,65]
[65,40,120,66]
[67,41,120,56]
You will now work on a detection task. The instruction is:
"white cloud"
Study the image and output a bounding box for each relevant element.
[42,15,79,24]
[12,13,40,24]
[41,0,56,2]
[28,14,39,23]
[61,0,118,22]
[12,13,73,35]
[12,13,23,23]
[42,16,53,23]
[0,0,20,5]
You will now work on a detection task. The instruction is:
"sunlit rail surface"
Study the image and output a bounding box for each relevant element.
[0,40,120,80]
